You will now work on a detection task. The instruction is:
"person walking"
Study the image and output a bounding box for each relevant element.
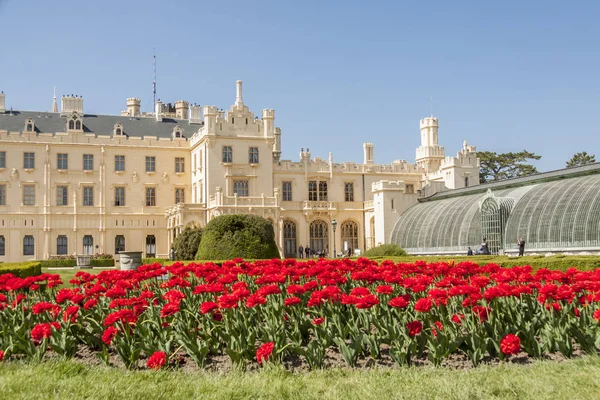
[517,237,526,257]
[298,245,304,259]
[170,246,176,261]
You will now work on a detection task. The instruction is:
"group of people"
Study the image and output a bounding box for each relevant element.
[466,237,526,256]
[297,245,353,258]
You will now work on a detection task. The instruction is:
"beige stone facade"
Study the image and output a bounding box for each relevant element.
[0,83,479,262]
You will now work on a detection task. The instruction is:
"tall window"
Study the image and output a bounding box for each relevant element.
[83,154,94,171]
[23,185,35,205]
[57,235,68,255]
[146,156,156,172]
[319,181,328,201]
[24,152,35,169]
[57,186,68,206]
[282,181,292,201]
[114,187,125,206]
[115,235,125,254]
[23,235,35,256]
[0,184,5,206]
[175,188,185,204]
[249,147,259,164]
[115,155,125,172]
[344,182,354,202]
[465,177,469,187]
[308,181,318,201]
[0,151,5,168]
[405,184,414,194]
[83,235,93,255]
[146,235,156,258]
[341,220,359,254]
[0,235,5,256]
[57,153,68,170]
[283,220,297,258]
[309,220,329,254]
[222,146,232,163]
[233,180,249,197]
[83,187,94,206]
[145,187,156,206]
[175,157,185,173]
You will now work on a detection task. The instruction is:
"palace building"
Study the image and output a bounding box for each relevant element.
[0,82,479,262]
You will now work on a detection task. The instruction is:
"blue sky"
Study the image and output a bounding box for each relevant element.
[1,0,598,171]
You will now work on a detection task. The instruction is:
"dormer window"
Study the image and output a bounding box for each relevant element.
[67,113,82,132]
[25,118,35,132]
[173,126,183,139]
[114,123,123,136]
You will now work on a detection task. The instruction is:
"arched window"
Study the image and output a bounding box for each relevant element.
[283,220,297,258]
[25,119,34,132]
[57,235,68,255]
[173,126,183,138]
[115,235,125,254]
[23,235,34,256]
[146,235,156,258]
[83,235,94,255]
[0,235,5,256]
[75,120,81,130]
[68,120,75,130]
[309,220,329,255]
[341,220,359,254]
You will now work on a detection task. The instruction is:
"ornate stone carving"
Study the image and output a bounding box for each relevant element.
[161,172,169,184]
[132,171,139,183]
[10,168,19,181]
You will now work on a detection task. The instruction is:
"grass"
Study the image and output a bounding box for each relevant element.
[1,357,600,399]
[42,268,107,287]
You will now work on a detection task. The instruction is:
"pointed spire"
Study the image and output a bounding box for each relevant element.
[52,86,58,113]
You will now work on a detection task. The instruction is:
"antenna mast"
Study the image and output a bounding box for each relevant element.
[153,48,157,111]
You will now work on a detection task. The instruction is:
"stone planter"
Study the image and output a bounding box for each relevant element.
[76,255,91,269]
[119,251,143,271]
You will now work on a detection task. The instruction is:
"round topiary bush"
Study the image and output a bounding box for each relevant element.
[173,227,203,261]
[363,243,407,257]
[196,214,280,260]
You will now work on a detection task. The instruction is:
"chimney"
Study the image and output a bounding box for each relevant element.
[189,104,202,124]
[0,91,5,113]
[363,143,374,164]
[175,100,189,119]
[155,100,163,122]
[61,95,84,115]
[235,80,243,108]
[127,98,141,116]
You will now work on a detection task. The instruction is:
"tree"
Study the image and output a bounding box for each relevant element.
[478,150,542,183]
[172,226,203,261]
[196,214,280,260]
[566,152,596,168]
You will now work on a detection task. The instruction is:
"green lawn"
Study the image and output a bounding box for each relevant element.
[1,357,600,400]
[43,267,108,287]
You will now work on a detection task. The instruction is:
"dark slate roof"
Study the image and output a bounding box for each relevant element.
[0,110,202,139]
[420,162,600,202]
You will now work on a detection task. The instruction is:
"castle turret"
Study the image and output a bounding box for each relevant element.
[262,109,275,137]
[204,105,218,133]
[61,95,84,115]
[363,142,374,164]
[189,104,202,124]
[416,116,445,172]
[273,127,282,161]
[155,100,163,122]
[175,100,189,119]
[127,98,141,116]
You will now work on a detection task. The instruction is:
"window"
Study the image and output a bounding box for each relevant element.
[57,235,68,255]
[319,181,328,201]
[83,154,94,171]
[405,184,414,194]
[344,182,354,202]
[83,235,93,255]
[25,119,34,132]
[283,220,297,258]
[115,235,125,254]
[146,156,156,173]
[23,235,34,256]
[57,186,68,206]
[309,220,329,254]
[222,146,232,163]
[282,181,292,201]
[76,120,81,130]
[83,187,94,206]
[115,155,125,172]
[308,181,318,201]
[173,126,183,138]
[233,180,249,197]
[57,153,68,170]
[0,184,5,205]
[0,235,4,256]
[23,185,35,205]
[145,187,156,206]
[146,235,156,258]
[175,157,185,173]
[114,124,123,136]
[175,188,185,204]
[24,152,35,169]
[69,120,74,130]
[114,186,125,206]
[341,220,359,254]
[249,147,259,164]
[0,151,5,168]
[465,177,469,187]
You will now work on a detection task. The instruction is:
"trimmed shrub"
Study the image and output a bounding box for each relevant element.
[90,259,115,268]
[0,262,42,277]
[142,258,169,265]
[363,244,407,257]
[173,227,203,261]
[196,214,280,260]
[40,259,77,268]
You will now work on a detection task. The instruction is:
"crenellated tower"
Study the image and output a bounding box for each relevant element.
[416,116,445,173]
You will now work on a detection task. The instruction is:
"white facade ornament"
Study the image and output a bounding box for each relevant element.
[10,168,19,181]
[161,172,169,184]
[132,171,139,183]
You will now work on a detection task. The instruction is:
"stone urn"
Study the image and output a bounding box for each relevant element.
[76,255,91,269]
[119,251,143,271]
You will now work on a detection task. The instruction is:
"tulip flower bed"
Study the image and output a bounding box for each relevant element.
[1,258,600,371]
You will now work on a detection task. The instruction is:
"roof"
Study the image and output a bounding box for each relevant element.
[421,162,600,202]
[0,110,201,140]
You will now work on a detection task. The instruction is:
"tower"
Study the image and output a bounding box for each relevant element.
[363,143,374,164]
[52,87,58,113]
[415,116,445,172]
[126,98,141,116]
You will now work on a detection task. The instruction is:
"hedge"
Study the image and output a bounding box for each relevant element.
[0,262,43,277]
[90,259,115,268]
[363,244,407,257]
[37,259,115,268]
[142,258,169,265]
